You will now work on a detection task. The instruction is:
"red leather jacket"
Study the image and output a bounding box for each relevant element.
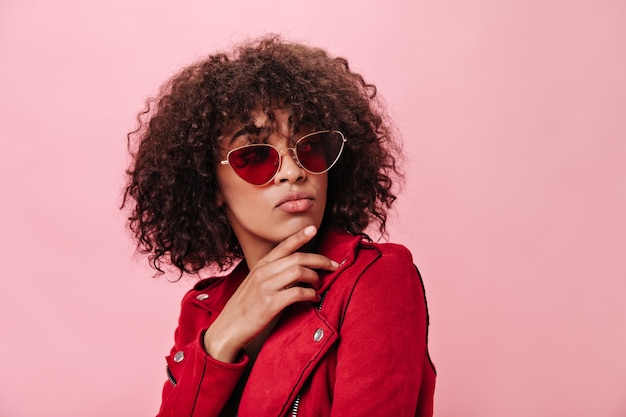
[157,227,436,417]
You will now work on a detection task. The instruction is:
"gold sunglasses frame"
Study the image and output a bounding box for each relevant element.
[219,130,347,185]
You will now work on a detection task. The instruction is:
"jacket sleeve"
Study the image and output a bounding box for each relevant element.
[156,290,249,417]
[330,245,433,416]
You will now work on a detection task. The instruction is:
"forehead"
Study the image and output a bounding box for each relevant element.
[222,108,293,146]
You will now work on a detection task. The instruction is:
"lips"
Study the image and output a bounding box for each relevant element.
[275,192,315,213]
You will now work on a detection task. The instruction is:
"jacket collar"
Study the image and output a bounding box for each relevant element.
[314,226,365,294]
[189,227,364,311]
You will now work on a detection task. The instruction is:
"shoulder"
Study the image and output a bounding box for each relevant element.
[336,240,430,341]
[347,239,426,307]
[358,239,417,275]
[179,261,248,312]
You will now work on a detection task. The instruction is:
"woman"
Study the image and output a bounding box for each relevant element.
[123,35,435,417]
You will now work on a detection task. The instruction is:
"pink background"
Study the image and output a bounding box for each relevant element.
[1,0,625,416]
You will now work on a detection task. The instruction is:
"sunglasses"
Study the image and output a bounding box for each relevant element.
[220,130,346,185]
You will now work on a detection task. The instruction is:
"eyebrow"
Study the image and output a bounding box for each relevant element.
[229,125,270,145]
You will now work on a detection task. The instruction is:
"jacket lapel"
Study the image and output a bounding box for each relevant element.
[239,301,338,416]
[238,228,366,416]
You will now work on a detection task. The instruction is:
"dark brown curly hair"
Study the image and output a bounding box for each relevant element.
[123,35,403,274]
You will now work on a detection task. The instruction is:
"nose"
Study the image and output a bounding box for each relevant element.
[274,147,306,184]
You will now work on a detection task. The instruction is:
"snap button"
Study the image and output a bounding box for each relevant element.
[173,351,185,363]
[313,328,324,342]
[196,294,209,301]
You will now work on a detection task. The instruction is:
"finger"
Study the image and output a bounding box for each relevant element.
[279,265,321,290]
[262,225,318,263]
[279,285,321,304]
[256,253,337,290]
[284,251,339,272]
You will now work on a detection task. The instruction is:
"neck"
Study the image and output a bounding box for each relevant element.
[240,235,320,271]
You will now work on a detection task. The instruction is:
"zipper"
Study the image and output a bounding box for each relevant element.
[290,290,328,416]
[291,394,301,416]
[317,290,328,311]
[166,365,177,386]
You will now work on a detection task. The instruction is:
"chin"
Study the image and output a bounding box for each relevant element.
[278,215,322,237]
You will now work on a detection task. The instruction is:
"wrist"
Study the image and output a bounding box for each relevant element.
[203,325,244,363]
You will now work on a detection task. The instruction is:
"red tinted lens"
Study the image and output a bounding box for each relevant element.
[296,131,344,173]
[227,145,279,185]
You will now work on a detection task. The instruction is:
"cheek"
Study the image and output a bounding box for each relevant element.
[216,171,263,216]
[215,166,240,208]
[319,174,329,193]
[316,175,329,207]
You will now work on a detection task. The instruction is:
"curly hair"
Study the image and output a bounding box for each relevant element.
[123,35,403,275]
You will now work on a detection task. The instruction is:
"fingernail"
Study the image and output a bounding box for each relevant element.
[331,260,339,268]
[304,225,316,236]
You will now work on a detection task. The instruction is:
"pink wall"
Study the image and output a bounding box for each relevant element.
[1,1,625,416]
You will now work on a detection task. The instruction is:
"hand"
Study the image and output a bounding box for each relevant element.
[203,225,339,363]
